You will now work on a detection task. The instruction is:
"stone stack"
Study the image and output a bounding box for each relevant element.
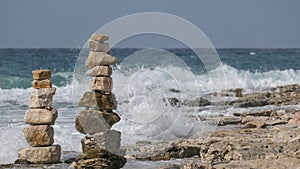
[75,34,126,169]
[16,70,61,164]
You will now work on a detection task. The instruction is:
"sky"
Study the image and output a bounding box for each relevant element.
[0,0,299,48]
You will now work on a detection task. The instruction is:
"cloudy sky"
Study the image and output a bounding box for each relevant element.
[0,0,299,48]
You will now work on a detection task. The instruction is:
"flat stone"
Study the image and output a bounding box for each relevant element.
[241,116,269,124]
[17,145,61,164]
[24,108,58,125]
[240,121,266,129]
[75,110,120,134]
[23,125,54,147]
[88,39,110,52]
[78,91,117,110]
[85,65,112,77]
[89,77,112,92]
[29,87,56,108]
[85,51,117,68]
[32,70,51,80]
[82,130,122,158]
[218,117,241,126]
[31,79,52,89]
[91,33,109,42]
[266,119,287,126]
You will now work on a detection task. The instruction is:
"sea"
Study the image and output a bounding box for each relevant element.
[0,48,300,167]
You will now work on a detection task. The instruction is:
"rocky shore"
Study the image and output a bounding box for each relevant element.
[2,84,300,169]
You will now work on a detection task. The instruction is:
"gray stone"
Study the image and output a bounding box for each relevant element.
[82,130,122,158]
[89,77,112,92]
[23,125,54,147]
[78,91,117,110]
[85,51,117,68]
[29,87,56,108]
[32,70,51,80]
[91,33,109,42]
[88,39,110,52]
[24,108,58,125]
[75,110,120,134]
[85,65,112,77]
[17,145,61,164]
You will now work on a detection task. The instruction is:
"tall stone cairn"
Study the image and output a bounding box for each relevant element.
[16,70,61,164]
[74,33,127,169]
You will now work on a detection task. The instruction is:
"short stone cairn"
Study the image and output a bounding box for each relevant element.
[16,70,61,164]
[74,33,126,168]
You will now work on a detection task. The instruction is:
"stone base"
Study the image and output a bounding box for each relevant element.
[75,155,126,169]
[17,145,61,164]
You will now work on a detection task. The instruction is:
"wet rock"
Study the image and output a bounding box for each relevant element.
[29,87,56,108]
[81,130,122,158]
[75,110,118,134]
[85,51,117,68]
[159,163,181,169]
[230,98,268,108]
[240,121,266,129]
[88,40,109,52]
[233,109,277,117]
[23,125,54,147]
[24,108,58,125]
[31,79,52,89]
[32,69,51,80]
[78,91,117,110]
[163,97,180,106]
[89,77,112,93]
[85,65,112,77]
[218,117,241,126]
[91,33,109,42]
[182,97,211,107]
[17,145,61,164]
[169,88,180,93]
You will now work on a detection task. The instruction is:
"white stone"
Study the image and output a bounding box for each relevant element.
[91,33,109,42]
[85,51,117,68]
[89,77,112,92]
[24,108,58,125]
[29,87,56,108]
[88,39,110,52]
[85,65,112,77]
[18,145,61,164]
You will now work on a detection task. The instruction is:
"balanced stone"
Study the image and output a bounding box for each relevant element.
[29,87,56,108]
[75,110,120,134]
[85,65,112,77]
[89,77,112,92]
[23,125,54,147]
[91,33,109,42]
[89,39,110,52]
[24,108,58,125]
[85,51,117,68]
[31,79,52,89]
[17,145,61,164]
[82,130,122,158]
[32,70,51,80]
[78,91,117,110]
